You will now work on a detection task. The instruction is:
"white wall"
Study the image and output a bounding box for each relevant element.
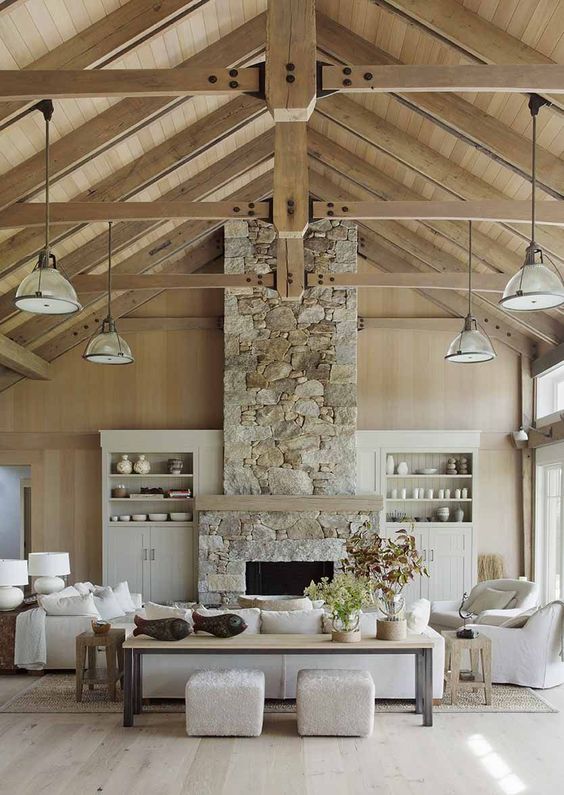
[0,466,30,558]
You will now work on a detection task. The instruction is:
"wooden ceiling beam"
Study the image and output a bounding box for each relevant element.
[73,273,275,292]
[0,0,208,127]
[0,14,266,214]
[0,334,50,380]
[0,201,270,228]
[322,64,564,93]
[0,130,273,332]
[315,95,564,264]
[0,67,261,100]
[306,271,508,292]
[0,95,266,278]
[374,0,564,112]
[312,200,564,225]
[316,12,564,201]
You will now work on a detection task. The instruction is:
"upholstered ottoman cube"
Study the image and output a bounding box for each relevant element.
[185,669,265,737]
[297,669,375,737]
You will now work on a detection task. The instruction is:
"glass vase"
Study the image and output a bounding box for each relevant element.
[331,610,361,643]
[380,593,405,621]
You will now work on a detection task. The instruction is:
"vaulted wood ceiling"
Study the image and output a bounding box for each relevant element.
[0,0,563,391]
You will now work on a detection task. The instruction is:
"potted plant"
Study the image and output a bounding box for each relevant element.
[305,573,372,643]
[344,524,428,640]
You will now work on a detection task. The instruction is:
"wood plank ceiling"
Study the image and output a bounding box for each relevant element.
[0,0,563,391]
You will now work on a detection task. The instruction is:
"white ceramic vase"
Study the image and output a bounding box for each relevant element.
[116,454,133,475]
[134,454,151,475]
[397,461,409,475]
[386,455,395,475]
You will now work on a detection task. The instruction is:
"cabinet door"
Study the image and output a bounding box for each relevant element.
[401,527,429,605]
[105,526,149,598]
[427,527,472,602]
[149,526,194,603]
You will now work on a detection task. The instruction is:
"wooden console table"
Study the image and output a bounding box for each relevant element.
[122,632,434,728]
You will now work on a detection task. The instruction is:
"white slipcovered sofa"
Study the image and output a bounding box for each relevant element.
[29,603,445,701]
[430,579,539,633]
[465,601,564,689]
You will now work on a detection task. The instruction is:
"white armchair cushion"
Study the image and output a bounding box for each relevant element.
[39,592,100,617]
[466,587,516,614]
[407,599,431,633]
[112,581,136,613]
[261,609,323,634]
[93,587,125,620]
[500,608,538,628]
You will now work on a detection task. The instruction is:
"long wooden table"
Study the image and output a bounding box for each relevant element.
[122,633,434,728]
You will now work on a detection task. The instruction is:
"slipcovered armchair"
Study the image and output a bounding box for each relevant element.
[430,579,539,633]
[466,601,564,689]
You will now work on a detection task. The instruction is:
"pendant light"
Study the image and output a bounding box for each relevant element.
[445,222,496,363]
[14,101,81,315]
[83,222,134,365]
[499,94,564,311]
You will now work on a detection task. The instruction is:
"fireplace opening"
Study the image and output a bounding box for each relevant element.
[245,561,334,596]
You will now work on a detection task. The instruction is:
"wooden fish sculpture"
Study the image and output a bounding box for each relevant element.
[192,611,247,638]
[132,614,191,641]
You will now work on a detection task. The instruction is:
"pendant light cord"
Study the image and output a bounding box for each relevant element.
[107,221,113,321]
[468,221,472,316]
[531,109,537,245]
[44,112,50,254]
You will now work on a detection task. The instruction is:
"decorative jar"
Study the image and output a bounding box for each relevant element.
[134,454,151,475]
[116,454,132,475]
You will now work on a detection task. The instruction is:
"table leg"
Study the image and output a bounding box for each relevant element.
[415,651,424,714]
[75,638,85,703]
[450,643,461,705]
[106,644,117,701]
[423,647,433,727]
[482,646,493,706]
[123,648,134,727]
[87,645,97,691]
[134,653,143,714]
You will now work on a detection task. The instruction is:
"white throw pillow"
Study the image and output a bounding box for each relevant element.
[467,588,516,614]
[93,587,125,620]
[261,608,323,634]
[113,581,136,613]
[500,608,537,628]
[198,607,260,634]
[56,585,80,598]
[39,592,100,617]
[145,601,192,623]
[74,581,95,595]
[407,598,431,634]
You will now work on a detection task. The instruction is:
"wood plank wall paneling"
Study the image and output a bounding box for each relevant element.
[0,288,524,580]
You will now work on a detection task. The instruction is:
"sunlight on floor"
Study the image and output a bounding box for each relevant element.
[467,734,526,794]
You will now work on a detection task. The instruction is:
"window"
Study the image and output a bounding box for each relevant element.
[536,362,564,425]
[536,445,564,604]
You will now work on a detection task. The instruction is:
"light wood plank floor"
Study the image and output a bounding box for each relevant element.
[1,675,563,794]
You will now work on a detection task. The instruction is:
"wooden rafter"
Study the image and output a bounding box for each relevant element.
[306,271,509,292]
[73,273,274,292]
[0,334,50,380]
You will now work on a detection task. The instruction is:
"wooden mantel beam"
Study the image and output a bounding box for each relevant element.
[322,64,564,93]
[313,200,564,226]
[0,201,270,228]
[0,334,50,380]
[0,67,261,100]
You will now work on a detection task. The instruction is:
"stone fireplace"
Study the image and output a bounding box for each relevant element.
[198,219,381,603]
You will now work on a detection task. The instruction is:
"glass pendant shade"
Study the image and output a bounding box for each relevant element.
[499,244,564,311]
[83,319,134,364]
[445,314,496,363]
[15,250,81,314]
[83,222,134,365]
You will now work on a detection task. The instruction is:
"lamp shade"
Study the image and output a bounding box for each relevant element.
[28,552,70,577]
[445,315,496,363]
[0,559,29,586]
[499,261,564,311]
[15,258,81,315]
[83,320,134,365]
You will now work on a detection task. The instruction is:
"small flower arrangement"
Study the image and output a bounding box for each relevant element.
[305,572,373,640]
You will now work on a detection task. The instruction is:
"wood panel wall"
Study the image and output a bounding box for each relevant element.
[0,288,524,581]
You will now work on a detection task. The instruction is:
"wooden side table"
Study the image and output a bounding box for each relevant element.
[76,628,125,702]
[443,631,492,705]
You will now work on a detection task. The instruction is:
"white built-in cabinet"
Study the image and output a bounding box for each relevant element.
[101,430,222,603]
[356,431,479,603]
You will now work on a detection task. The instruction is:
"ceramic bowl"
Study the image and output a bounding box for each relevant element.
[119,515,131,522]
[91,620,111,635]
[418,468,438,475]
[169,512,191,522]
[148,513,167,522]
[132,514,147,522]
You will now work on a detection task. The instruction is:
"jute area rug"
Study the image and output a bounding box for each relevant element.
[0,674,557,715]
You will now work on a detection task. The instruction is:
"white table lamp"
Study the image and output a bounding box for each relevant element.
[28,552,70,594]
[0,559,29,610]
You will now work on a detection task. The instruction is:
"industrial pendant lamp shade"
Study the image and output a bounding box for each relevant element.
[83,222,134,365]
[445,222,496,364]
[499,95,564,312]
[14,101,81,316]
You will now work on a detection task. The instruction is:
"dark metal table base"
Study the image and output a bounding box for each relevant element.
[123,645,433,728]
